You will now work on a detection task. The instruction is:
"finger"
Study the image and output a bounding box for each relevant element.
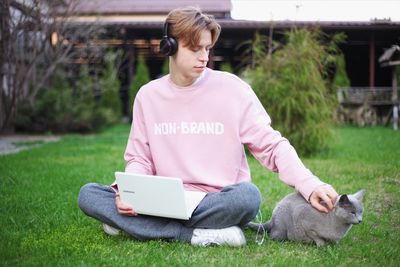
[325,187,338,198]
[115,195,130,208]
[117,201,133,210]
[117,203,135,213]
[117,204,137,215]
[118,209,137,216]
[325,186,339,197]
[125,209,137,216]
[116,199,137,216]
[318,185,338,208]
[330,189,339,203]
[319,193,334,210]
[311,198,329,213]
[118,206,133,212]
[329,188,339,197]
[327,192,338,207]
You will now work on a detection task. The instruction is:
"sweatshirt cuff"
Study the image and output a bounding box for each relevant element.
[297,178,326,202]
[110,182,118,192]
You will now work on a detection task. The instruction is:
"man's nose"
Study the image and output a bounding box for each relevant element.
[199,49,209,62]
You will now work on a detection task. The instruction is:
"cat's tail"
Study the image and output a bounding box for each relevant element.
[247,221,272,234]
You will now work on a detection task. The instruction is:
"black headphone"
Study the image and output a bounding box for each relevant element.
[159,22,178,56]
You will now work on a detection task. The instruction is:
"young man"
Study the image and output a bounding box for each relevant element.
[78,6,338,247]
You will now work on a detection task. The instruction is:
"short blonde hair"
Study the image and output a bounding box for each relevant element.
[166,6,221,49]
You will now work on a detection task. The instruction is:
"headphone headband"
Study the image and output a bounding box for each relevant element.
[163,22,169,38]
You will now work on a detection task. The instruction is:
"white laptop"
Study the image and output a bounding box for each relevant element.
[115,172,207,220]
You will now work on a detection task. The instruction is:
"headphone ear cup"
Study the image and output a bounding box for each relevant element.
[160,37,178,56]
[167,37,177,55]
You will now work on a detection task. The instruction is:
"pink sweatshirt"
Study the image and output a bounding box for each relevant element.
[124,68,326,201]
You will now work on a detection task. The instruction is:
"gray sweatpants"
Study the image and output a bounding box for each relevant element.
[78,182,261,243]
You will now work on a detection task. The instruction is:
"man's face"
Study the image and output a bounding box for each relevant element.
[171,30,212,86]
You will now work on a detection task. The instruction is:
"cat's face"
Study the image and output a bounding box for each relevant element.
[335,189,365,224]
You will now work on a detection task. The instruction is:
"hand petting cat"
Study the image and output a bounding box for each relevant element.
[309,185,339,213]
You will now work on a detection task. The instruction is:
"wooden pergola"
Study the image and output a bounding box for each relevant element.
[379,45,400,130]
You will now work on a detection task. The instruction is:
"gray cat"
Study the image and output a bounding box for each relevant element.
[248,189,365,246]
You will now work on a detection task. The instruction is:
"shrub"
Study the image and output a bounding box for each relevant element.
[332,53,351,91]
[98,52,122,125]
[245,28,343,156]
[69,65,98,132]
[130,55,150,114]
[15,68,75,132]
[15,57,123,133]
[161,59,169,76]
[219,62,233,73]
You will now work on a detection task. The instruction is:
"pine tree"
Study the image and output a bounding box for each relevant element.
[98,51,122,124]
[130,55,150,113]
[71,65,96,131]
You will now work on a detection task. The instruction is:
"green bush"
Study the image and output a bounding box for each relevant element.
[69,66,98,132]
[219,62,233,73]
[98,52,122,124]
[332,53,351,91]
[161,59,169,76]
[15,57,122,133]
[15,69,75,133]
[130,55,150,113]
[245,29,343,156]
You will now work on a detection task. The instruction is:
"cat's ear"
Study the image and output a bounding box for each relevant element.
[338,194,351,208]
[353,189,365,202]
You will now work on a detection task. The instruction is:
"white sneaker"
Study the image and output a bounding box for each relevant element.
[102,223,120,236]
[191,226,246,247]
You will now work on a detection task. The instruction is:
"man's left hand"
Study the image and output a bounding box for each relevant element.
[309,185,338,213]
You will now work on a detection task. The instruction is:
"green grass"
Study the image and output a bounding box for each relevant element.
[1,124,399,266]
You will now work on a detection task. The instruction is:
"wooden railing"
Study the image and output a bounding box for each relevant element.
[337,87,399,105]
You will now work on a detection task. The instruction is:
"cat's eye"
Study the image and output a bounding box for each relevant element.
[351,211,356,215]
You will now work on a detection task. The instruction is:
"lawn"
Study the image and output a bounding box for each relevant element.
[1,124,399,266]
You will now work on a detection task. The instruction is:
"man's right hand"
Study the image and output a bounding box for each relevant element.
[115,192,137,216]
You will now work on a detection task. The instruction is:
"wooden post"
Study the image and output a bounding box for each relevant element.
[369,33,375,90]
[127,45,135,88]
[126,45,135,118]
[208,49,215,69]
[393,66,398,130]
